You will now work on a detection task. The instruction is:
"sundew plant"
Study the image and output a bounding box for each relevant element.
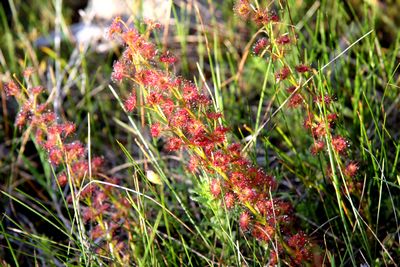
[0,0,399,266]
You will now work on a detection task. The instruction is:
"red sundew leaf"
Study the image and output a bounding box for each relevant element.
[288,232,308,248]
[49,148,63,165]
[233,0,251,20]
[185,119,204,137]
[43,132,58,151]
[206,112,223,120]
[182,82,198,102]
[48,125,62,135]
[150,123,162,138]
[252,223,274,242]
[295,64,310,73]
[106,16,123,39]
[160,99,175,117]
[64,142,85,160]
[41,112,56,124]
[90,225,105,239]
[134,39,156,60]
[275,67,291,82]
[310,140,325,155]
[91,156,104,172]
[23,67,35,78]
[57,172,68,187]
[231,157,250,167]
[93,191,107,207]
[15,110,28,130]
[144,18,162,30]
[276,35,291,45]
[314,94,333,105]
[268,11,279,22]
[111,60,126,82]
[253,37,269,55]
[35,129,45,144]
[72,161,89,179]
[210,179,221,198]
[275,200,294,217]
[36,103,48,113]
[211,126,229,143]
[327,113,338,122]
[187,156,199,173]
[159,51,177,64]
[237,187,258,203]
[256,200,270,216]
[204,147,216,159]
[4,81,20,97]
[136,69,155,86]
[303,114,314,129]
[312,122,329,138]
[146,91,162,106]
[230,171,247,188]
[227,143,241,157]
[331,135,348,153]
[30,85,44,95]
[224,192,236,209]
[287,232,313,264]
[61,121,76,137]
[157,75,174,91]
[288,93,303,108]
[253,170,276,188]
[344,162,359,177]
[143,42,157,59]
[165,137,183,151]
[170,109,190,128]
[121,28,140,44]
[286,86,297,93]
[252,9,269,25]
[190,134,212,148]
[124,93,137,112]
[80,184,96,199]
[212,150,230,170]
[190,94,210,107]
[292,249,313,266]
[239,211,251,231]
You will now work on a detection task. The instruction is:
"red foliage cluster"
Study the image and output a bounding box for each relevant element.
[3,79,107,186]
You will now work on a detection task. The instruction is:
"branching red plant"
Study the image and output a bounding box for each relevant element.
[108,16,318,265]
[236,0,361,194]
[4,79,101,186]
[4,74,138,264]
